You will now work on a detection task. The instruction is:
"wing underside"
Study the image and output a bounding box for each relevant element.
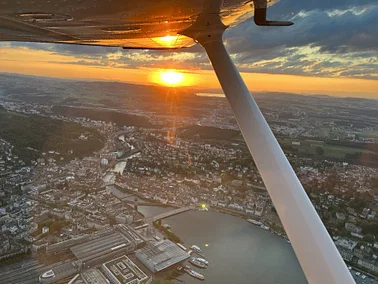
[0,0,278,49]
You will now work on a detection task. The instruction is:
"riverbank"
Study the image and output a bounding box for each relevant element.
[210,206,288,239]
[153,221,181,243]
[138,208,307,284]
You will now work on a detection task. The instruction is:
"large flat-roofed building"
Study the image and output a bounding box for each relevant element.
[40,225,147,282]
[70,231,134,263]
[136,240,190,273]
[102,255,148,284]
[116,224,146,249]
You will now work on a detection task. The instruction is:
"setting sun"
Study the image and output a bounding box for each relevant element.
[159,70,184,86]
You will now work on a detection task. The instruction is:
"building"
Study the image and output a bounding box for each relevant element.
[345,222,362,234]
[115,214,133,225]
[335,238,357,251]
[70,231,135,264]
[254,205,264,216]
[358,258,378,273]
[136,240,190,273]
[361,208,370,219]
[338,248,354,262]
[336,212,346,221]
[368,211,376,220]
[81,269,109,284]
[69,225,145,265]
[102,255,148,284]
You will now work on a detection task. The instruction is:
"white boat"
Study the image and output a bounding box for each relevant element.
[191,245,202,252]
[196,258,209,266]
[189,270,205,280]
[247,219,262,226]
[189,258,207,269]
[184,267,205,280]
[260,224,270,231]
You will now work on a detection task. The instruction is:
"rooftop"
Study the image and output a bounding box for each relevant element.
[81,269,109,284]
[102,255,148,284]
[70,232,133,262]
[136,240,190,273]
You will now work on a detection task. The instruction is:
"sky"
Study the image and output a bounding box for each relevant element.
[1,0,378,98]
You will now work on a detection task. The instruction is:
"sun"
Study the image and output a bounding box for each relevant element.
[150,69,194,87]
[159,70,184,86]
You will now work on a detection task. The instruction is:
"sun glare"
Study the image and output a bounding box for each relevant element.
[152,35,178,48]
[159,70,184,86]
[159,35,177,44]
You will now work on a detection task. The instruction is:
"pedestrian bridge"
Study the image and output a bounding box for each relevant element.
[151,206,193,222]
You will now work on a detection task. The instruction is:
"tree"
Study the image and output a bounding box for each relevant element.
[363,235,375,243]
[371,177,378,191]
[316,147,324,156]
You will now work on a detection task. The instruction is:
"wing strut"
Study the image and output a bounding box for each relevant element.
[180,5,355,284]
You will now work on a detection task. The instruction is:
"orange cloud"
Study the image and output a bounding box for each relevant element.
[0,46,377,99]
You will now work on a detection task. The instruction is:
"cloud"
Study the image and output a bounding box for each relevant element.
[221,3,378,79]
[225,5,378,53]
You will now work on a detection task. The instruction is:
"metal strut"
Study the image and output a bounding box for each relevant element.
[180,3,355,283]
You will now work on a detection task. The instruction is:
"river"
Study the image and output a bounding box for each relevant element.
[138,206,308,284]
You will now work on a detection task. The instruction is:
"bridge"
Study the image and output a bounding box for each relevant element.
[151,207,193,223]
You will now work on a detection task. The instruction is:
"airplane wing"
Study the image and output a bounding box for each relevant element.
[0,0,277,49]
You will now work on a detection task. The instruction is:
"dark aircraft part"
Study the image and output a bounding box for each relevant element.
[253,0,293,26]
[254,7,293,26]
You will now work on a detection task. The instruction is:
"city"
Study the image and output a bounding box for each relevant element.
[1,73,378,283]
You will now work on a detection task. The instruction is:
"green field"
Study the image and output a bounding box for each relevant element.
[279,138,375,159]
[351,131,378,139]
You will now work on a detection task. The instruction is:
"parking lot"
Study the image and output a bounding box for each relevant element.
[351,269,378,284]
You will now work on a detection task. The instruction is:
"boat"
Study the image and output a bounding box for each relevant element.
[191,245,202,253]
[190,245,205,257]
[287,240,291,244]
[247,219,262,226]
[260,224,270,231]
[184,266,205,280]
[188,270,205,280]
[196,258,209,266]
[189,257,207,269]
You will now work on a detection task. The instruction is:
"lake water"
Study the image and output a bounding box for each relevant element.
[138,206,308,284]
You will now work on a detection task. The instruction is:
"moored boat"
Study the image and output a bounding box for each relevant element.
[196,257,209,266]
[188,270,205,280]
[191,245,202,253]
[189,257,207,269]
[260,224,270,231]
[184,266,205,280]
[247,219,262,226]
